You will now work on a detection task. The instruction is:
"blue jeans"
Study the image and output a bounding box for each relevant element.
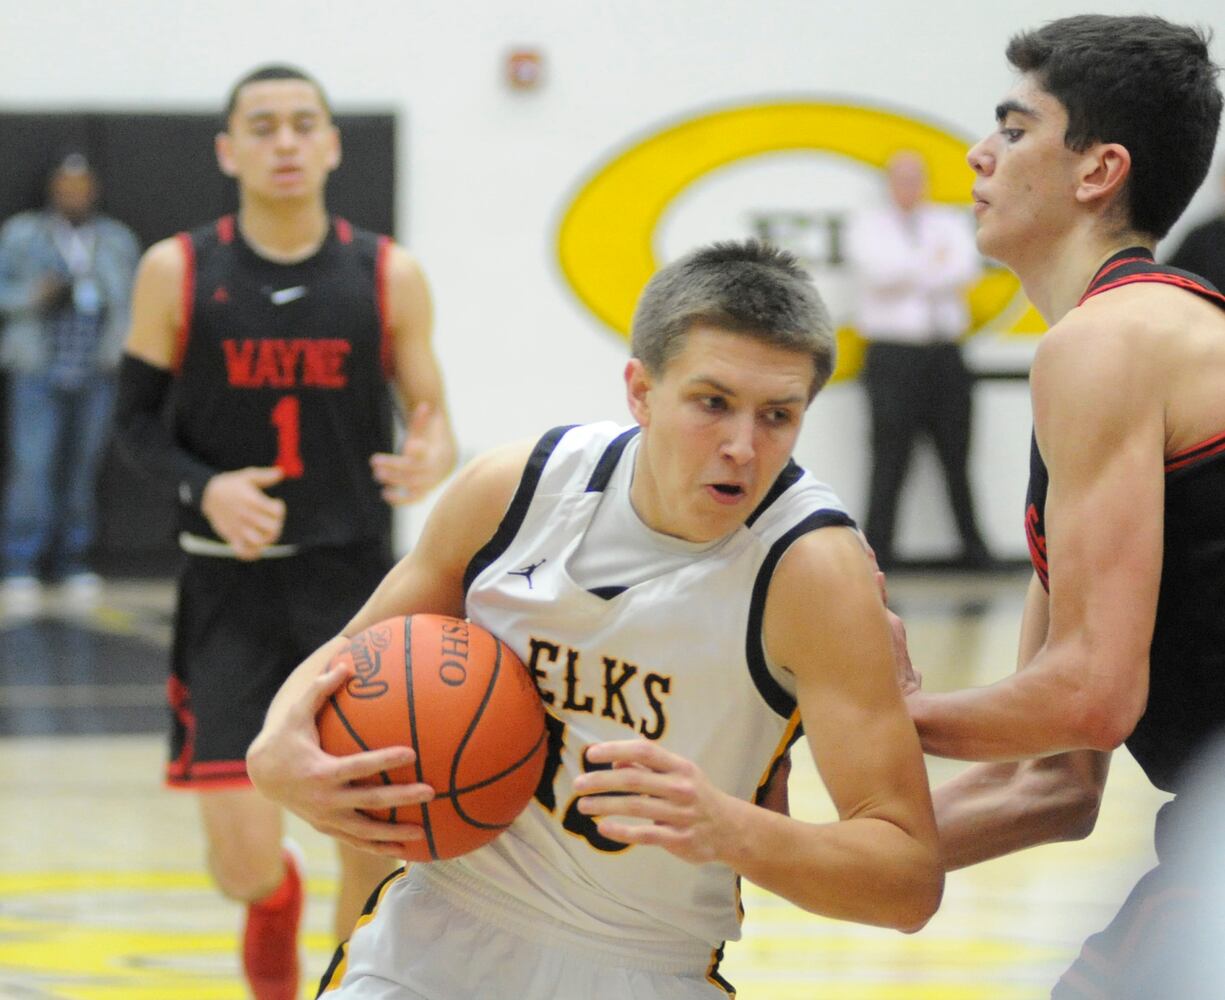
[2,370,116,579]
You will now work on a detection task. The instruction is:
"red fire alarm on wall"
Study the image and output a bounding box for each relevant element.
[506,48,544,90]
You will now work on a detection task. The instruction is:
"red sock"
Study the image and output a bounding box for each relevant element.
[242,849,303,1000]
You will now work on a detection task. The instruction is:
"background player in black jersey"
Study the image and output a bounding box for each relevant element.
[115,65,457,1000]
[894,16,1225,999]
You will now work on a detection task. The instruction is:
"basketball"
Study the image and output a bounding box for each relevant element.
[317,614,547,861]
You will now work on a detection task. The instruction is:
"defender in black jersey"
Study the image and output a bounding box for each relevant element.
[896,16,1225,999]
[115,66,456,1000]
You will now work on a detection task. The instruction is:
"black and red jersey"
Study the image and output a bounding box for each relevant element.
[170,215,396,548]
[1025,247,1225,791]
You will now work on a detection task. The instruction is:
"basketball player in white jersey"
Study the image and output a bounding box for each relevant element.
[248,240,942,998]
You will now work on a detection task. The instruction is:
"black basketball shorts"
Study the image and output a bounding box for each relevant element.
[165,538,393,789]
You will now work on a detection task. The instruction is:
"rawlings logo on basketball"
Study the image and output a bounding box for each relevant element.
[439,619,470,688]
[316,614,548,862]
[345,626,392,699]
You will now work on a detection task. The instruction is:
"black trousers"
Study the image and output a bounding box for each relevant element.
[861,340,986,565]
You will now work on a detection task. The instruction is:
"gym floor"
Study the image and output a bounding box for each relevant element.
[0,570,1165,999]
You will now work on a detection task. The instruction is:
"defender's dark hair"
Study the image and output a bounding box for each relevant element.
[1007,15,1222,239]
[630,239,835,399]
[223,64,332,123]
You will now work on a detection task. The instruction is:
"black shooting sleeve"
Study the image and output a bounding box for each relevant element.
[115,353,217,511]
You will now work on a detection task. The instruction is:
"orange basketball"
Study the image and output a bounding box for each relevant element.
[317,614,547,861]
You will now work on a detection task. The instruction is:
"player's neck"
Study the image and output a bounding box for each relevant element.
[1015,229,1154,324]
[237,201,330,264]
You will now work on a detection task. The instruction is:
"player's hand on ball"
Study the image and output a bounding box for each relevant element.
[574,740,740,866]
[246,637,434,857]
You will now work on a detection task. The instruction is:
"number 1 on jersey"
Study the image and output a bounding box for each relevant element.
[270,395,305,478]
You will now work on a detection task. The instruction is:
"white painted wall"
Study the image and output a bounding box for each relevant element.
[4,0,1222,557]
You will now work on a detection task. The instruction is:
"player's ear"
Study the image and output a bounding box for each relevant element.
[215,131,238,178]
[624,358,653,426]
[1075,142,1130,209]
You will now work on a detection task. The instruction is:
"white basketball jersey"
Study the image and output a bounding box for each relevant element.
[424,422,853,958]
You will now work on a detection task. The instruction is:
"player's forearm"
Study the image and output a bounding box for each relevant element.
[907,658,1111,760]
[933,762,1029,870]
[341,548,466,639]
[725,799,942,932]
[342,560,428,637]
[935,747,1109,871]
[260,638,348,734]
[115,353,218,509]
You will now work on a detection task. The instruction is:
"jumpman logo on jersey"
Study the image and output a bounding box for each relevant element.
[508,559,547,589]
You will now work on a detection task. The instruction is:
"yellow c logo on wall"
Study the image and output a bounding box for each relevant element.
[557,100,1044,381]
